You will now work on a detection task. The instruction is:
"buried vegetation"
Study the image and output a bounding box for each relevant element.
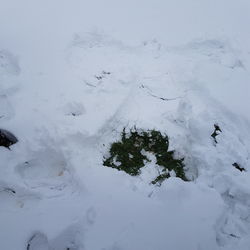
[103,128,187,185]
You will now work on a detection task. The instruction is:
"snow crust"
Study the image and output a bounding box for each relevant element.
[0,0,250,249]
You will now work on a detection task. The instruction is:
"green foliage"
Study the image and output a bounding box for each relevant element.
[103,128,187,185]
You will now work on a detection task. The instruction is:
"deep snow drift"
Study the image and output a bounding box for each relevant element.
[0,1,250,250]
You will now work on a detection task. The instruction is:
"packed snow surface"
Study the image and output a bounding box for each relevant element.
[1,0,250,249]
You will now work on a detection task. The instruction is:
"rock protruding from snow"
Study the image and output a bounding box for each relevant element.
[0,129,18,148]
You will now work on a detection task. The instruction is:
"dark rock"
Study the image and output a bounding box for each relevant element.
[0,129,18,149]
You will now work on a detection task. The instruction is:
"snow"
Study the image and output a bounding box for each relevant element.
[0,0,250,249]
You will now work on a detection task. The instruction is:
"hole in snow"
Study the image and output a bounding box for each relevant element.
[103,127,187,186]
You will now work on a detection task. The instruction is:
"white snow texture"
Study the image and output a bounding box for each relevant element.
[0,0,250,250]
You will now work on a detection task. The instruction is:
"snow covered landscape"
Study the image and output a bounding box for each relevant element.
[1,0,250,249]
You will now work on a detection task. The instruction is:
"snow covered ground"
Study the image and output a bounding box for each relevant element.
[1,0,250,249]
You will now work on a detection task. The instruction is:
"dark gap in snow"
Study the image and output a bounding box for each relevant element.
[211,124,222,144]
[95,70,111,81]
[232,162,246,172]
[229,233,240,239]
[95,75,103,80]
[102,70,111,75]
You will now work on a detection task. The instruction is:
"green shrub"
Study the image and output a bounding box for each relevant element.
[103,128,187,185]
